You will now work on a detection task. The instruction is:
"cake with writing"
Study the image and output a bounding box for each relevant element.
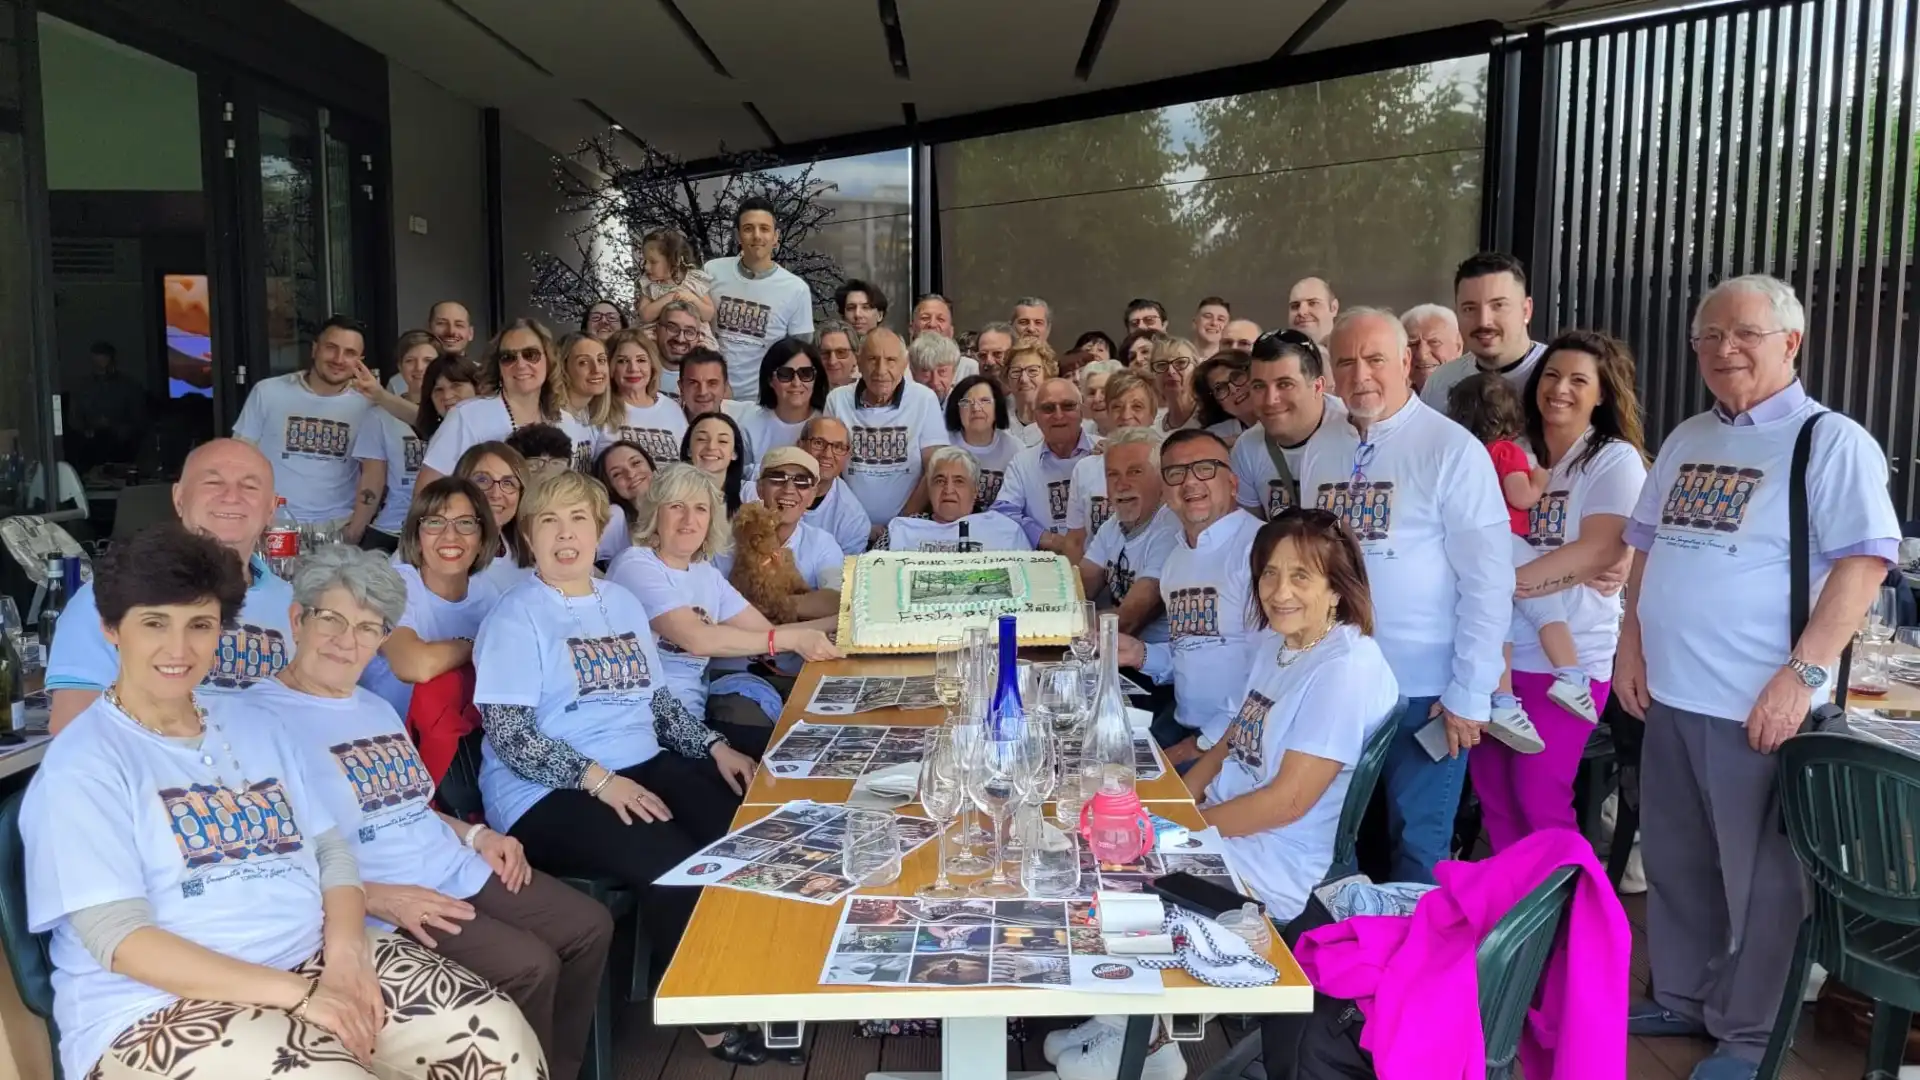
[837,551,1083,653]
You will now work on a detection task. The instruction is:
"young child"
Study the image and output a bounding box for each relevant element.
[635,228,717,348]
[1449,373,1601,752]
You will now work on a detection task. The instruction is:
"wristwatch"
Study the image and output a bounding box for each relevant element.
[1786,657,1829,689]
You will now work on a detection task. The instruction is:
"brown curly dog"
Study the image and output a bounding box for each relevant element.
[729,502,812,624]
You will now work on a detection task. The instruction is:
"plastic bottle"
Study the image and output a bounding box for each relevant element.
[263,497,300,578]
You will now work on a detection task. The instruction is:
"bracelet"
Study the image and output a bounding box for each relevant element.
[767,629,777,657]
[462,822,487,849]
[290,978,319,1019]
[588,771,614,798]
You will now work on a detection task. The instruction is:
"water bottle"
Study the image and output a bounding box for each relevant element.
[1079,613,1155,863]
[38,555,67,656]
[987,614,1022,738]
[263,496,300,578]
[956,520,981,554]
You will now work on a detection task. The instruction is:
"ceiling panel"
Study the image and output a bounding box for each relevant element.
[460,0,734,95]
[897,0,1099,109]
[685,0,900,93]
[752,96,908,145]
[288,0,552,104]
[1085,0,1320,88]
[1300,0,1537,52]
[591,98,773,160]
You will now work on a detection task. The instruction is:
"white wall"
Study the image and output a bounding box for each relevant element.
[499,124,603,331]
[386,62,487,341]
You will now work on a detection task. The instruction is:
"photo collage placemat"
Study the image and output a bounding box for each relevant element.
[820,896,1162,993]
[765,722,929,778]
[655,800,941,906]
[805,675,944,716]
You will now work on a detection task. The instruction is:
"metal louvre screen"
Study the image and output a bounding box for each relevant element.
[1539,0,1920,514]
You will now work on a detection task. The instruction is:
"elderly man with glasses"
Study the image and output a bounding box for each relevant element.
[789,416,872,556]
[992,378,1096,557]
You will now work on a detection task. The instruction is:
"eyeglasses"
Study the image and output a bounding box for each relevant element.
[1150,357,1196,374]
[761,471,818,490]
[497,346,544,367]
[663,324,701,340]
[1036,401,1079,415]
[801,436,850,457]
[1689,327,1791,350]
[1348,441,1377,495]
[420,514,481,535]
[525,457,569,475]
[773,366,819,384]
[587,310,623,324]
[303,607,390,649]
[468,473,522,494]
[1208,372,1250,396]
[1160,458,1229,485]
[1008,366,1043,384]
[958,397,996,411]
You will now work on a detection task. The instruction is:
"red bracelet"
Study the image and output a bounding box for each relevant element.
[767,629,777,657]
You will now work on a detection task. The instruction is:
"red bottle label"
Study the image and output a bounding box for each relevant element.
[264,528,299,559]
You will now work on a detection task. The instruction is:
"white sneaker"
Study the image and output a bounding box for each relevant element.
[1044,1016,1119,1065]
[1618,841,1646,895]
[1485,704,1546,754]
[1547,674,1600,724]
[1055,1022,1187,1080]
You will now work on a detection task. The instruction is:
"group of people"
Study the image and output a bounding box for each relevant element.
[17,194,1899,1080]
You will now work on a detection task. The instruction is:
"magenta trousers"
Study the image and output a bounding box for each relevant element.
[1471,670,1612,854]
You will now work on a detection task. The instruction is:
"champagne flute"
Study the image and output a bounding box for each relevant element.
[1009,723,1055,851]
[1069,600,1098,667]
[934,635,965,708]
[942,717,995,877]
[963,722,1029,897]
[916,728,968,901]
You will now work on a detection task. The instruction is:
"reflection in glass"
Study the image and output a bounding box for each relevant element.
[324,132,356,320]
[260,110,322,378]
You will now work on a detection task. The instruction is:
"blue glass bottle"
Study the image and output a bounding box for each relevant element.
[988,613,1023,737]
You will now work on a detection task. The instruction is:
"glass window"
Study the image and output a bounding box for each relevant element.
[259,108,322,379]
[785,149,912,332]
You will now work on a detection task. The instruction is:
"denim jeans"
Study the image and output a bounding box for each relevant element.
[1380,695,1467,884]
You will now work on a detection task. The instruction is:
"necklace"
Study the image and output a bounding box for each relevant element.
[106,684,253,787]
[1277,619,1338,667]
[503,393,538,430]
[540,573,615,639]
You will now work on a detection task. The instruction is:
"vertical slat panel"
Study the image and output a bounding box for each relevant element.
[1886,0,1919,508]
[1856,0,1894,439]
[1631,25,1662,351]
[1837,0,1874,413]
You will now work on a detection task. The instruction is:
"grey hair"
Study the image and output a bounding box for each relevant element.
[1332,306,1410,357]
[1013,297,1050,319]
[927,445,982,488]
[1400,303,1458,333]
[1040,377,1082,403]
[1077,359,1123,392]
[1104,425,1164,472]
[1693,274,1807,336]
[634,462,733,562]
[908,331,961,374]
[289,543,407,627]
[817,318,862,351]
[976,320,1016,343]
[659,298,701,323]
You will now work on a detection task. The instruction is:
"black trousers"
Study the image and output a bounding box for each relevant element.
[507,752,741,965]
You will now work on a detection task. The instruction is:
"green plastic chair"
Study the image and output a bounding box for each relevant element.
[1759,733,1920,1080]
[1477,865,1579,1079]
[1328,696,1406,883]
[0,789,63,1079]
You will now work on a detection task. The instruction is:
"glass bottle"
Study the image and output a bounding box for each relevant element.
[1079,613,1155,863]
[987,613,1022,738]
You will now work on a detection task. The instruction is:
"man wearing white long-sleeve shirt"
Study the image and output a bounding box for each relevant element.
[992,379,1094,555]
[1116,428,1265,765]
[1299,307,1513,884]
[1615,276,1899,1080]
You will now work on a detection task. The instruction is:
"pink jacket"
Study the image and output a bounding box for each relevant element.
[1294,829,1629,1080]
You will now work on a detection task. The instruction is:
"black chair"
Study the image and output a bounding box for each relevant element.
[0,789,63,1079]
[435,730,646,1080]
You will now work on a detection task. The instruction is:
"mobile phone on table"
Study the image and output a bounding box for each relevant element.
[1149,871,1263,920]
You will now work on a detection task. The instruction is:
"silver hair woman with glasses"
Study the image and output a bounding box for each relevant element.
[882,445,1031,553]
[219,543,614,1080]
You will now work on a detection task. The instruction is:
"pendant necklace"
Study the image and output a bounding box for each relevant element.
[107,684,253,788]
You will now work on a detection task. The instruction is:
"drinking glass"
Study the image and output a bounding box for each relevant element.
[1069,600,1098,667]
[1032,663,1084,737]
[964,722,1030,897]
[916,728,969,901]
[1008,725,1055,851]
[841,810,902,888]
[942,719,995,876]
[934,636,965,709]
[1020,818,1083,898]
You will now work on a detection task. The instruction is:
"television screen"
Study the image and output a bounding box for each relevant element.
[163,273,212,399]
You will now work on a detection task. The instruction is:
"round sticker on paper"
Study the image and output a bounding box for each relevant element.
[1090,963,1134,981]
[687,862,723,877]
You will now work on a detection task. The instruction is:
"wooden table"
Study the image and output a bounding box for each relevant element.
[743,656,1194,806]
[1852,643,1920,715]
[659,659,1313,1080]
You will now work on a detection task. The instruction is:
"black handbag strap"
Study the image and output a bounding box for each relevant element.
[1263,434,1297,512]
[1789,410,1852,700]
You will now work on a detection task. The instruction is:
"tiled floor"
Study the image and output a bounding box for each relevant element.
[606,892,1878,1080]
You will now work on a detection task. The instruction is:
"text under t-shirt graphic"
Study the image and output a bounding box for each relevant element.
[1166,586,1222,643]
[330,733,435,832]
[1660,463,1765,534]
[1525,490,1573,549]
[716,295,773,340]
[208,623,289,690]
[852,426,910,469]
[1315,481,1394,541]
[160,779,305,877]
[569,631,654,696]
[1226,689,1274,770]
[282,416,352,459]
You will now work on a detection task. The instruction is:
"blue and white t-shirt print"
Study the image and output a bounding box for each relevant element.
[472,577,668,832]
[232,372,372,521]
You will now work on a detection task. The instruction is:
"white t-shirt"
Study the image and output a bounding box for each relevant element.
[354,409,426,535]
[361,561,505,717]
[599,504,633,564]
[234,680,493,916]
[807,478,873,556]
[1085,505,1181,644]
[1509,434,1647,679]
[233,373,374,522]
[473,577,669,831]
[1298,397,1513,719]
[421,396,599,477]
[605,546,750,719]
[611,397,688,465]
[1143,510,1266,743]
[714,519,843,588]
[1206,625,1399,922]
[886,512,1033,553]
[658,367,681,399]
[1011,419,1042,447]
[734,403,816,458]
[474,549,533,597]
[949,429,1025,511]
[703,257,817,401]
[1419,342,1546,418]
[825,381,949,527]
[1063,453,1109,536]
[1632,401,1900,721]
[24,695,336,1080]
[1231,397,1348,518]
[46,557,294,696]
[992,433,1096,539]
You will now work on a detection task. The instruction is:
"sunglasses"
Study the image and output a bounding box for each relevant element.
[1036,401,1079,415]
[761,470,818,490]
[773,366,819,384]
[497,346,545,366]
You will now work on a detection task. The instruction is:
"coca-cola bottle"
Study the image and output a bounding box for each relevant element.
[263,497,300,578]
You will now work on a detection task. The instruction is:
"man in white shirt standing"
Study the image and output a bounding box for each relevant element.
[1117,429,1265,765]
[1301,307,1513,885]
[824,327,946,533]
[704,196,815,401]
[233,314,375,526]
[993,379,1094,556]
[1420,252,1546,415]
[1615,276,1899,1080]
[390,300,476,393]
[1192,297,1230,357]
[1232,330,1343,519]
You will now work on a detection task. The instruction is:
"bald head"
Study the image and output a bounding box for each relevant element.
[175,439,276,557]
[1288,277,1338,343]
[858,328,909,403]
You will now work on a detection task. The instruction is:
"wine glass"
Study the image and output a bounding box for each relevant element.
[962,721,1030,897]
[1032,663,1084,737]
[1009,723,1056,851]
[1865,587,1898,645]
[1069,600,1098,667]
[934,635,965,708]
[915,728,969,901]
[941,717,995,877]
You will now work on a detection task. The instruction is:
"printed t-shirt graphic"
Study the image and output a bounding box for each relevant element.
[1660,462,1766,534]
[569,630,654,695]
[1316,480,1395,541]
[329,732,434,837]
[853,425,911,466]
[716,294,773,340]
[283,415,353,459]
[209,622,290,689]
[1047,480,1071,522]
[162,778,307,872]
[1225,690,1274,771]
[1166,586,1222,641]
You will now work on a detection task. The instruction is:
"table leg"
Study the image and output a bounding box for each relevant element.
[863,1016,1053,1080]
